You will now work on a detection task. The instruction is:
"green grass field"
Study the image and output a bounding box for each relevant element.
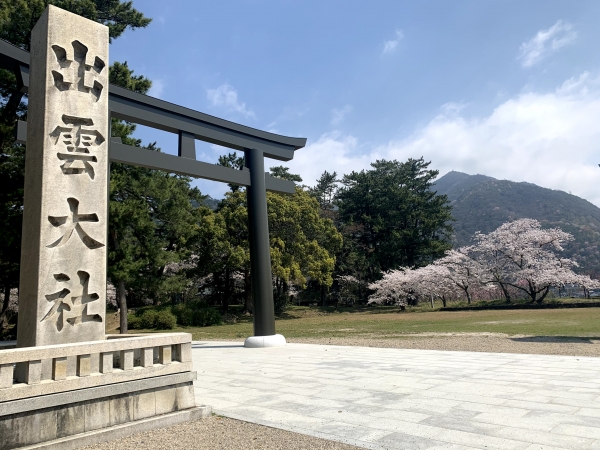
[106,304,600,341]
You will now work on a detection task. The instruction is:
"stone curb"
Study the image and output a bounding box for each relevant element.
[18,405,212,450]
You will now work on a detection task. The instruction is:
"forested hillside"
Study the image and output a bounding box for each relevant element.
[435,171,600,276]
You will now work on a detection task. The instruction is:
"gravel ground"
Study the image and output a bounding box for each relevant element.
[287,333,600,356]
[82,333,600,449]
[83,415,359,450]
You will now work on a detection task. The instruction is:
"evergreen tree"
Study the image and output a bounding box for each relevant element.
[309,170,339,211]
[269,165,303,182]
[336,158,453,281]
[108,61,207,333]
[217,152,245,193]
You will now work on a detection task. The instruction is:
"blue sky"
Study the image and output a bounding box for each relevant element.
[110,1,600,204]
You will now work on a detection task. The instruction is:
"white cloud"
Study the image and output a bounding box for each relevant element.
[206,83,256,118]
[290,73,600,206]
[518,20,577,68]
[148,79,165,99]
[382,30,404,55]
[330,105,353,126]
[288,133,368,186]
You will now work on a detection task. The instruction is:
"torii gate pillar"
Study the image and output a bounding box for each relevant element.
[244,148,286,348]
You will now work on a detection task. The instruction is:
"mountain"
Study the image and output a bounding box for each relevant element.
[434,171,600,275]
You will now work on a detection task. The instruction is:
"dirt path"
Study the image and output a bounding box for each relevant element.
[83,415,359,450]
[287,332,600,357]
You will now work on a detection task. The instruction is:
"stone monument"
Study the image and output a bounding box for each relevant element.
[18,5,108,348]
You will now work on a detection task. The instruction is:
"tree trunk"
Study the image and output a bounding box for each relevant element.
[223,267,230,313]
[321,285,326,308]
[466,289,472,305]
[441,296,447,308]
[537,286,550,303]
[1,286,10,314]
[117,280,128,334]
[0,286,11,331]
[243,268,252,313]
[499,282,511,303]
[0,91,24,149]
[430,295,434,309]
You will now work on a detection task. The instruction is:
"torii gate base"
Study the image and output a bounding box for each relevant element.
[244,334,287,348]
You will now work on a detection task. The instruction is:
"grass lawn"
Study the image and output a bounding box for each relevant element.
[105,305,600,341]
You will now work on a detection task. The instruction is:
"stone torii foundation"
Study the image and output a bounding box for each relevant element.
[0,8,208,448]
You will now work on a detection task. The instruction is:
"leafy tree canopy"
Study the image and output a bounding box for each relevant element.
[336,158,453,278]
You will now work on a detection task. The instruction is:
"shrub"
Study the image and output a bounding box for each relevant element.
[172,304,194,326]
[139,310,158,329]
[128,315,141,330]
[155,310,177,330]
[274,292,289,316]
[191,306,222,327]
[172,301,222,327]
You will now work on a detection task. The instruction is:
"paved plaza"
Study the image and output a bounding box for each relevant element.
[192,342,600,450]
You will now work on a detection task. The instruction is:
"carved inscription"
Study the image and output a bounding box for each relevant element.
[50,114,104,179]
[47,197,104,249]
[42,271,102,331]
[20,7,110,342]
[51,40,105,100]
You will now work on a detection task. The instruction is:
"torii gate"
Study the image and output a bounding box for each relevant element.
[0,30,305,348]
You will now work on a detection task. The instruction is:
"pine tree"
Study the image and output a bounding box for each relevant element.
[336,158,453,281]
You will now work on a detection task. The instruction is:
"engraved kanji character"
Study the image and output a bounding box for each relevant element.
[51,40,105,101]
[42,271,102,331]
[50,114,105,179]
[47,197,104,249]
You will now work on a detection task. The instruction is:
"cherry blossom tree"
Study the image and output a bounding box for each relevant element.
[368,265,459,308]
[571,274,600,299]
[367,268,414,307]
[434,247,486,304]
[473,219,580,303]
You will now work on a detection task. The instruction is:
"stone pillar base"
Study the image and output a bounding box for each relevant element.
[244,334,287,348]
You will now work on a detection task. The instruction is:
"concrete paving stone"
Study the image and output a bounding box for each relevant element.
[576,407,600,417]
[311,409,382,426]
[266,400,333,416]
[440,392,508,405]
[525,410,600,428]
[418,409,503,434]
[429,381,531,396]
[548,380,600,389]
[569,387,600,394]
[435,428,531,450]
[522,445,570,450]
[232,405,332,427]
[500,399,579,413]
[549,396,600,409]
[368,409,431,423]
[192,342,600,450]
[356,390,411,405]
[517,389,598,401]
[468,413,555,432]
[376,431,479,450]
[493,426,594,448]
[317,388,373,401]
[550,423,600,439]
[312,420,394,443]
[198,396,240,409]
